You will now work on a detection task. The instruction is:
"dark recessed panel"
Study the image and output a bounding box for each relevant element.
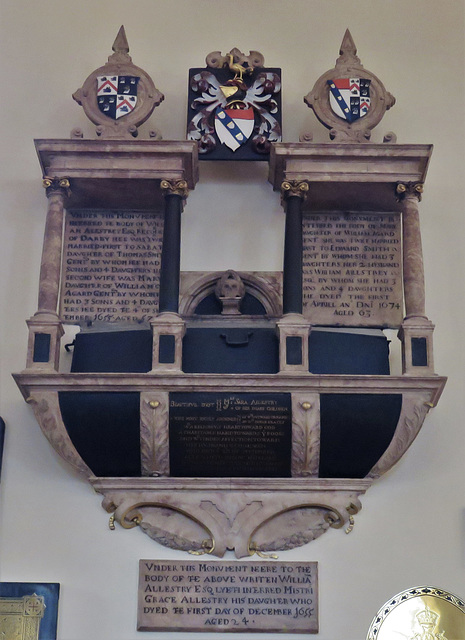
[319,393,402,478]
[59,392,141,477]
[308,330,390,374]
[182,328,279,374]
[71,329,152,373]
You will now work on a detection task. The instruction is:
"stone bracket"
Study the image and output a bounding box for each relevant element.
[92,477,371,558]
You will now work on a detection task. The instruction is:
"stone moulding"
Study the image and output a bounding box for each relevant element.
[13,371,446,555]
[34,139,199,210]
[269,142,432,211]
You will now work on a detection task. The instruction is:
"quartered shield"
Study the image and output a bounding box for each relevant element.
[328,77,371,123]
[97,75,140,120]
[214,107,254,152]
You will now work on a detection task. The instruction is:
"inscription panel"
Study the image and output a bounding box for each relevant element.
[169,392,292,478]
[138,560,318,633]
[60,209,163,323]
[302,212,402,327]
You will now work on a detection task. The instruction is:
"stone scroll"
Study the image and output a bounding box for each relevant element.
[138,560,318,633]
[60,209,163,323]
[302,212,403,327]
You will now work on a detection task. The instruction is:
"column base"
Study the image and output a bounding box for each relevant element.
[150,312,186,373]
[25,312,64,371]
[277,313,312,373]
[398,315,435,375]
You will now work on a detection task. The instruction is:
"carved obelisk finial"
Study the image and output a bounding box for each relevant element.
[108,25,132,64]
[337,28,360,65]
[113,25,129,53]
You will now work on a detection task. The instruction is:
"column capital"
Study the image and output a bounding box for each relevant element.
[395,182,424,202]
[161,179,189,198]
[42,176,71,198]
[281,180,309,204]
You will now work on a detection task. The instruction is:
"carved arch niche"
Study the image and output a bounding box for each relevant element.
[179,271,282,318]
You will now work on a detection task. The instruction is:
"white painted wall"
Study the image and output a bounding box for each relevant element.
[0,1,463,639]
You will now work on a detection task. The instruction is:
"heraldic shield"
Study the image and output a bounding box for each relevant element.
[328,78,371,123]
[97,75,140,120]
[214,106,254,151]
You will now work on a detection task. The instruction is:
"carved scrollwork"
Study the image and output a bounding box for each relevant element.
[367,392,431,479]
[281,180,309,201]
[395,181,424,202]
[205,48,265,71]
[118,502,215,554]
[42,176,71,198]
[160,179,189,198]
[26,392,91,476]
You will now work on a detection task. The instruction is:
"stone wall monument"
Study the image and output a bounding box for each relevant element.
[14,28,445,567]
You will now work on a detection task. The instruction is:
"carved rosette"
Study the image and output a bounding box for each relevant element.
[26,392,92,476]
[72,26,164,139]
[304,29,395,142]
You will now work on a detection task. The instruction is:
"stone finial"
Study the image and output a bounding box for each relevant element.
[72,26,164,139]
[304,29,396,143]
[337,29,360,65]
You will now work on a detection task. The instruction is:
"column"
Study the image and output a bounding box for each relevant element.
[396,182,435,375]
[150,179,188,372]
[277,180,311,373]
[25,177,70,371]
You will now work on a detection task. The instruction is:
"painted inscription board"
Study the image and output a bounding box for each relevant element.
[169,392,292,477]
[302,212,402,327]
[138,560,318,633]
[60,209,163,324]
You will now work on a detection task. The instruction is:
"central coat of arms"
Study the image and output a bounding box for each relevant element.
[187,48,282,160]
[97,75,140,120]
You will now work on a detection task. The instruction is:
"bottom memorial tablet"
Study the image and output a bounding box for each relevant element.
[138,560,318,633]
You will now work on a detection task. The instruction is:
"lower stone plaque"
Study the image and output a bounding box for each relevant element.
[138,560,318,633]
[169,392,292,477]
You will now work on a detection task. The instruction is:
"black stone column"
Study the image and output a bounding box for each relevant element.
[159,179,188,313]
[281,180,309,314]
